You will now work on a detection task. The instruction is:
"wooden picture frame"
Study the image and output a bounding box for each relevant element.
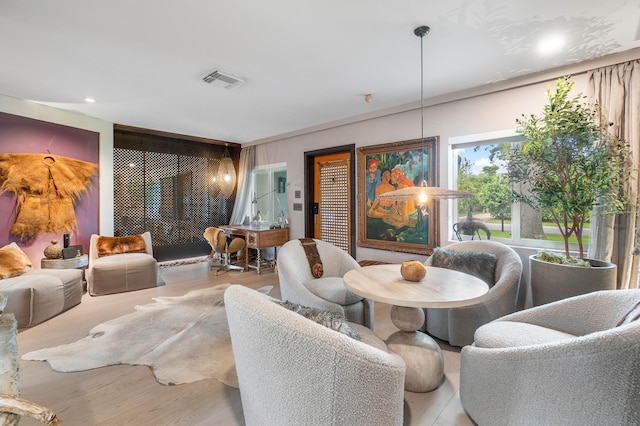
[357,137,439,255]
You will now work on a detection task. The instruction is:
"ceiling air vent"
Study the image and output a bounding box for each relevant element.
[202,70,245,89]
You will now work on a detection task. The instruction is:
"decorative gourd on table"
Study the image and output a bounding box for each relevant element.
[401,260,426,282]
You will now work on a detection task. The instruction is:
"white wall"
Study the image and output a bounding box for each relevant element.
[248,49,640,268]
[0,95,115,235]
[3,48,638,270]
[248,75,595,308]
[250,78,575,264]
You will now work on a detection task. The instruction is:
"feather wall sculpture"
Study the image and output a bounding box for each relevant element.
[0,153,98,238]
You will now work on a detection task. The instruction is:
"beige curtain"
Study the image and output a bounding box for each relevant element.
[588,60,640,289]
[229,146,256,225]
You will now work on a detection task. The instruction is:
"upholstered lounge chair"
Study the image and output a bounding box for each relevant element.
[460,289,640,426]
[86,231,160,296]
[224,285,406,426]
[277,238,373,328]
[422,240,522,346]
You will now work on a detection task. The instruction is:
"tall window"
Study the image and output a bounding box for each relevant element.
[448,130,586,252]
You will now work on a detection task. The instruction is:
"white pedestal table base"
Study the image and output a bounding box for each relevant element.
[386,305,444,392]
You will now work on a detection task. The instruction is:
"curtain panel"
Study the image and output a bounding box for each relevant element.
[229,146,256,225]
[588,60,640,289]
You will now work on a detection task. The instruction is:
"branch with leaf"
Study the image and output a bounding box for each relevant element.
[508,76,630,261]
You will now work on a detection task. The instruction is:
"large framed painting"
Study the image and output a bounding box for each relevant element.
[357,137,439,255]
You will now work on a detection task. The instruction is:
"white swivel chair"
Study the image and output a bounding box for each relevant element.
[224,285,406,426]
[460,289,640,426]
[422,240,523,346]
[277,238,373,328]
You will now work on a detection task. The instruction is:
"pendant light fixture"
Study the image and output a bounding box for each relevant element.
[216,143,237,199]
[377,25,471,204]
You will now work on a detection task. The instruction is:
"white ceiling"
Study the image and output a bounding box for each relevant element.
[1,1,639,144]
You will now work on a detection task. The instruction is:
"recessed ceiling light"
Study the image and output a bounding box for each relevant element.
[84,97,95,103]
[537,34,565,54]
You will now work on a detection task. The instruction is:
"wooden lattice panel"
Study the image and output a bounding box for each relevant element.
[319,160,350,252]
[113,148,229,246]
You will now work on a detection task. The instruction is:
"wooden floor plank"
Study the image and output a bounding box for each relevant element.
[15,262,473,425]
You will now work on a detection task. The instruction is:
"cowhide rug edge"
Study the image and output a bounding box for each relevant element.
[22,284,273,388]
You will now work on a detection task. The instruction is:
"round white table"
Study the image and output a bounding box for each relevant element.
[344,264,488,392]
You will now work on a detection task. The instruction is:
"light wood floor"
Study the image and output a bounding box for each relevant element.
[15,261,475,426]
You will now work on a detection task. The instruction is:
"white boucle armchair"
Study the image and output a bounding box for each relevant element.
[224,285,406,426]
[460,289,640,426]
[422,240,522,346]
[277,238,373,328]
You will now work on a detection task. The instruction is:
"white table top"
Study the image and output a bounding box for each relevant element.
[344,264,489,308]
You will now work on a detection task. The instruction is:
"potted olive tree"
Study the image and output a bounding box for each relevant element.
[509,76,629,305]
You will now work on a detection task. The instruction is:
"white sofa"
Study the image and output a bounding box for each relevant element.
[225,285,406,426]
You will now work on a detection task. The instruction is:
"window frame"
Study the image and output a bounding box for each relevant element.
[447,130,582,252]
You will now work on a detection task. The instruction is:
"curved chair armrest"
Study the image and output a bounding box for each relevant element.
[495,289,640,335]
[452,257,521,316]
[140,231,153,256]
[335,252,361,276]
[460,323,640,426]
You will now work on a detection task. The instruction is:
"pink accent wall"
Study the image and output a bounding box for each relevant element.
[0,112,100,267]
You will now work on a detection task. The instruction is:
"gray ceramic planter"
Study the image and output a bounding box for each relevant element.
[529,254,617,306]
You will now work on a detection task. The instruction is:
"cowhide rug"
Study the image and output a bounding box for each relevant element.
[22,284,272,387]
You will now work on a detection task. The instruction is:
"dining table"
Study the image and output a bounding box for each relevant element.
[343,263,488,392]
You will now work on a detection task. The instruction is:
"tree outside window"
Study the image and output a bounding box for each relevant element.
[450,136,587,251]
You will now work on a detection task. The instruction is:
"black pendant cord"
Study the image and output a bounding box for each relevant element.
[420,30,425,182]
[414,25,430,184]
[420,30,424,147]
